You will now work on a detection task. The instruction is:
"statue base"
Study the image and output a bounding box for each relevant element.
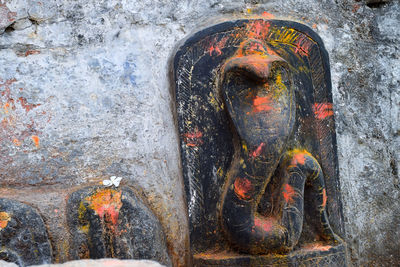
[193,243,348,267]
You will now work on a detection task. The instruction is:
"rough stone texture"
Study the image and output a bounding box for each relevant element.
[0,0,398,266]
[0,4,16,34]
[67,187,171,265]
[0,260,18,267]
[0,199,52,266]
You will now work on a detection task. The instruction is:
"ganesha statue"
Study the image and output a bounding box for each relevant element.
[172,19,348,266]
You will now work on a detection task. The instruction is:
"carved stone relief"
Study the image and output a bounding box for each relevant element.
[67,186,171,266]
[0,186,170,266]
[172,19,348,266]
[0,199,52,266]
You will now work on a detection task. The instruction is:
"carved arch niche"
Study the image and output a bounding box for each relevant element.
[172,19,348,266]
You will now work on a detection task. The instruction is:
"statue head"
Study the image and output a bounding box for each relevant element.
[221,39,295,160]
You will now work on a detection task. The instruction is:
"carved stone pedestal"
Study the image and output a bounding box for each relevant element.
[194,244,347,266]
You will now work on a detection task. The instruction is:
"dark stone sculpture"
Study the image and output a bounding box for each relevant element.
[172,19,348,266]
[0,199,52,267]
[67,186,171,266]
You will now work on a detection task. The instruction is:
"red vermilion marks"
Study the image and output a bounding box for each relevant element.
[184,131,203,139]
[262,12,275,19]
[18,97,41,112]
[85,189,123,226]
[0,78,17,99]
[253,95,273,112]
[250,142,265,158]
[225,55,273,81]
[303,242,332,252]
[291,153,306,167]
[0,79,17,116]
[288,149,312,168]
[247,20,271,40]
[294,36,312,56]
[236,38,277,57]
[3,102,10,113]
[234,177,253,200]
[0,78,51,148]
[183,128,203,147]
[24,50,41,57]
[246,41,265,55]
[322,188,327,208]
[0,211,11,231]
[313,103,333,120]
[1,79,42,114]
[254,215,275,232]
[31,135,39,147]
[0,4,16,24]
[13,138,21,146]
[282,184,295,204]
[208,36,228,56]
[1,78,41,115]
[8,13,16,22]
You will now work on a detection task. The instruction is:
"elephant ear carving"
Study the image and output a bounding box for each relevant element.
[172,19,345,259]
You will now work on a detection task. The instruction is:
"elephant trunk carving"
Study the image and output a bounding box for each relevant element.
[220,39,335,254]
[174,19,348,266]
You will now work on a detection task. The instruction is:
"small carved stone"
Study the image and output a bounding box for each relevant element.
[0,198,52,267]
[66,186,170,266]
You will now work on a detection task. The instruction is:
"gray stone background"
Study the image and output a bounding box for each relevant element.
[0,0,398,266]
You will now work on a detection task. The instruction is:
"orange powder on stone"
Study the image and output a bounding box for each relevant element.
[282,184,296,204]
[31,135,40,147]
[254,215,276,232]
[234,177,254,200]
[85,189,122,225]
[0,211,11,230]
[322,188,327,208]
[253,96,273,112]
[303,242,332,252]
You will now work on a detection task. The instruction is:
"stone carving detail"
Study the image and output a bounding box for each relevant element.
[67,186,171,266]
[172,19,348,266]
[0,198,52,266]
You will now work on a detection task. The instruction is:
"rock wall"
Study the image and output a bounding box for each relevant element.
[0,0,398,266]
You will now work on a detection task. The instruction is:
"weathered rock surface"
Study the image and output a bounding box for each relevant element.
[0,199,51,266]
[0,260,18,267]
[67,186,171,266]
[0,0,398,266]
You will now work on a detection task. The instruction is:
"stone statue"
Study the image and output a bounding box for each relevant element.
[0,199,52,266]
[67,186,171,265]
[0,186,171,266]
[172,19,348,266]
[0,186,171,267]
[220,38,336,254]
